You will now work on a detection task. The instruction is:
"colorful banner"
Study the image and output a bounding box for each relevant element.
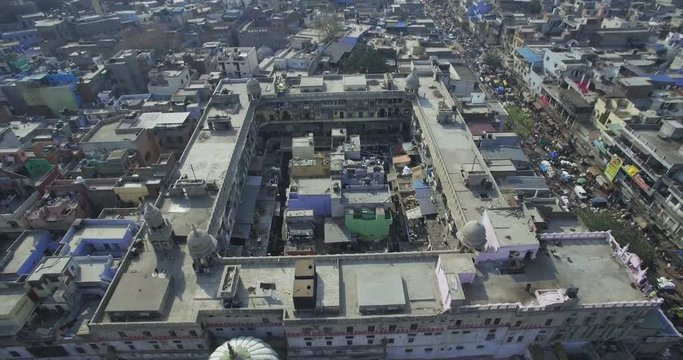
[624,164,640,178]
[604,155,623,182]
[633,174,651,192]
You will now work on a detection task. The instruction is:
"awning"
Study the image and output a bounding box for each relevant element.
[393,155,411,166]
[406,207,423,220]
[533,100,545,110]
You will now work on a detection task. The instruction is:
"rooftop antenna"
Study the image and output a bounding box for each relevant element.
[190,164,197,180]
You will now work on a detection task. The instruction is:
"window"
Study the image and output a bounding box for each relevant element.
[143,331,151,337]
[494,318,501,325]
[476,345,484,349]
[326,341,332,346]
[484,318,491,325]
[368,325,375,332]
[405,349,413,353]
[485,333,495,341]
[118,331,127,338]
[89,344,98,350]
[176,345,184,350]
[424,332,432,336]
[366,335,375,339]
[410,323,418,331]
[455,320,462,326]
[305,342,312,347]
[75,347,86,354]
[153,345,160,350]
[425,348,433,352]
[514,321,523,327]
[347,340,352,345]
[367,340,374,345]
[389,324,397,331]
[387,338,395,344]
[408,337,415,343]
[517,336,524,343]
[506,336,513,343]
[451,331,459,335]
[456,346,464,350]
[189,330,198,337]
[545,319,553,326]
[463,331,471,334]
[128,345,136,350]
[169,330,177,337]
[346,326,353,333]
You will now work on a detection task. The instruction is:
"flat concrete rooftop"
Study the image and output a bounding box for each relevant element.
[95,229,652,326]
[98,242,223,323]
[161,80,252,235]
[85,121,138,143]
[117,112,190,131]
[0,231,48,276]
[466,237,646,306]
[406,74,504,225]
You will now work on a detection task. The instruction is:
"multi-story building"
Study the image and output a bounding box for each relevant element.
[0,71,82,116]
[0,66,678,360]
[147,66,191,97]
[79,116,162,166]
[115,111,196,155]
[105,49,156,94]
[216,47,259,79]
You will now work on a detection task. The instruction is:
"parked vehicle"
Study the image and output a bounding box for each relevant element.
[590,197,608,208]
[573,185,588,200]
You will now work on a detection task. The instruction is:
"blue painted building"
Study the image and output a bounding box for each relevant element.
[58,219,138,258]
[0,230,57,281]
[287,178,333,217]
[1,29,39,49]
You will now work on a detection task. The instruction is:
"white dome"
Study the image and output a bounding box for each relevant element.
[458,220,487,250]
[143,203,165,228]
[210,336,279,360]
[246,77,261,95]
[405,71,420,90]
[187,224,217,259]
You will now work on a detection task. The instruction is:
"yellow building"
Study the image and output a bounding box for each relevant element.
[592,96,658,131]
[114,183,150,205]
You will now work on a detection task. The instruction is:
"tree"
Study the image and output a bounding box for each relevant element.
[528,0,542,15]
[482,53,503,69]
[341,44,392,74]
[313,14,344,43]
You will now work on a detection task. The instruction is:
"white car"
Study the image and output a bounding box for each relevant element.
[573,185,588,200]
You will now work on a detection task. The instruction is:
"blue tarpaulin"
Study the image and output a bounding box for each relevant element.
[516,47,543,64]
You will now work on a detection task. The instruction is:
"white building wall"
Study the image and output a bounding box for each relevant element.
[148,68,191,97]
[218,48,259,79]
